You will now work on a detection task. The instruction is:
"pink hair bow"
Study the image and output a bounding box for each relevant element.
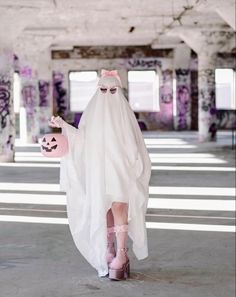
[101,69,122,86]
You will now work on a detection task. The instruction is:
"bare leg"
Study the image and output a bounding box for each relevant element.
[111,202,128,226]
[107,208,114,228]
[110,202,129,269]
[106,209,115,264]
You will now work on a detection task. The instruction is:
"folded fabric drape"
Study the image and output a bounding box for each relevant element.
[60,74,151,277]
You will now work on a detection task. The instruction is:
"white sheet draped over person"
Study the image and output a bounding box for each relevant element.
[50,70,151,277]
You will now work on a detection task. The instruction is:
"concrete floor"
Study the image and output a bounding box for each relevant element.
[0,131,235,297]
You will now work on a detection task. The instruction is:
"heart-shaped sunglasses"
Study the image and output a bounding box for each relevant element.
[99,86,118,94]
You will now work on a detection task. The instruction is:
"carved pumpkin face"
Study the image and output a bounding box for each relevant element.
[40,133,68,157]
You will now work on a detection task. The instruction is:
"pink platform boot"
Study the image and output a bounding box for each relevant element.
[108,224,130,281]
[106,226,116,264]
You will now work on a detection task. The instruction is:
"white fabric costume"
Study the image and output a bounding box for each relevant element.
[60,74,151,277]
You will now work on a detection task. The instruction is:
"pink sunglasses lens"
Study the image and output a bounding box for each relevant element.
[110,88,117,94]
[100,87,107,93]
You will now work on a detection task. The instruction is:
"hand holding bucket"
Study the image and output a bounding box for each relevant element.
[40,116,69,158]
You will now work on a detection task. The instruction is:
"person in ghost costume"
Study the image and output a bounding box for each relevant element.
[49,70,151,280]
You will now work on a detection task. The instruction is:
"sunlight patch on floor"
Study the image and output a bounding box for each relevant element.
[0,215,235,233]
[151,166,235,171]
[149,186,235,196]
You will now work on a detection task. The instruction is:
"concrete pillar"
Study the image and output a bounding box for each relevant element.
[0,48,15,162]
[198,53,217,142]
[159,67,174,130]
[172,30,235,141]
[175,69,191,130]
[37,51,53,135]
[20,65,40,143]
[173,45,191,130]
[38,79,51,134]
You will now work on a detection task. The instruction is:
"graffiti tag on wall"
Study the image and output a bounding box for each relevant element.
[126,58,162,69]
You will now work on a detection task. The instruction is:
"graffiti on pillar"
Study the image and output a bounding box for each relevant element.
[39,80,51,134]
[198,69,217,141]
[159,69,173,129]
[177,85,190,129]
[22,82,39,142]
[22,85,38,115]
[0,49,15,160]
[176,69,191,130]
[53,71,68,118]
[6,134,14,154]
[39,80,50,107]
[0,74,14,160]
[0,77,11,129]
[199,70,216,112]
[190,70,198,130]
[160,70,173,103]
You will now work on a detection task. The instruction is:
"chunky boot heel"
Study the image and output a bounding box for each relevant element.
[106,226,116,265]
[108,224,130,281]
[126,262,130,277]
[109,259,130,281]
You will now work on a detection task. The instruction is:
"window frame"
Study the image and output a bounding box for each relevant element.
[13,71,21,114]
[127,69,160,112]
[215,68,236,110]
[69,70,98,112]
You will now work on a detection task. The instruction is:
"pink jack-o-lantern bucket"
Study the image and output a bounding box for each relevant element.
[40,133,68,157]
